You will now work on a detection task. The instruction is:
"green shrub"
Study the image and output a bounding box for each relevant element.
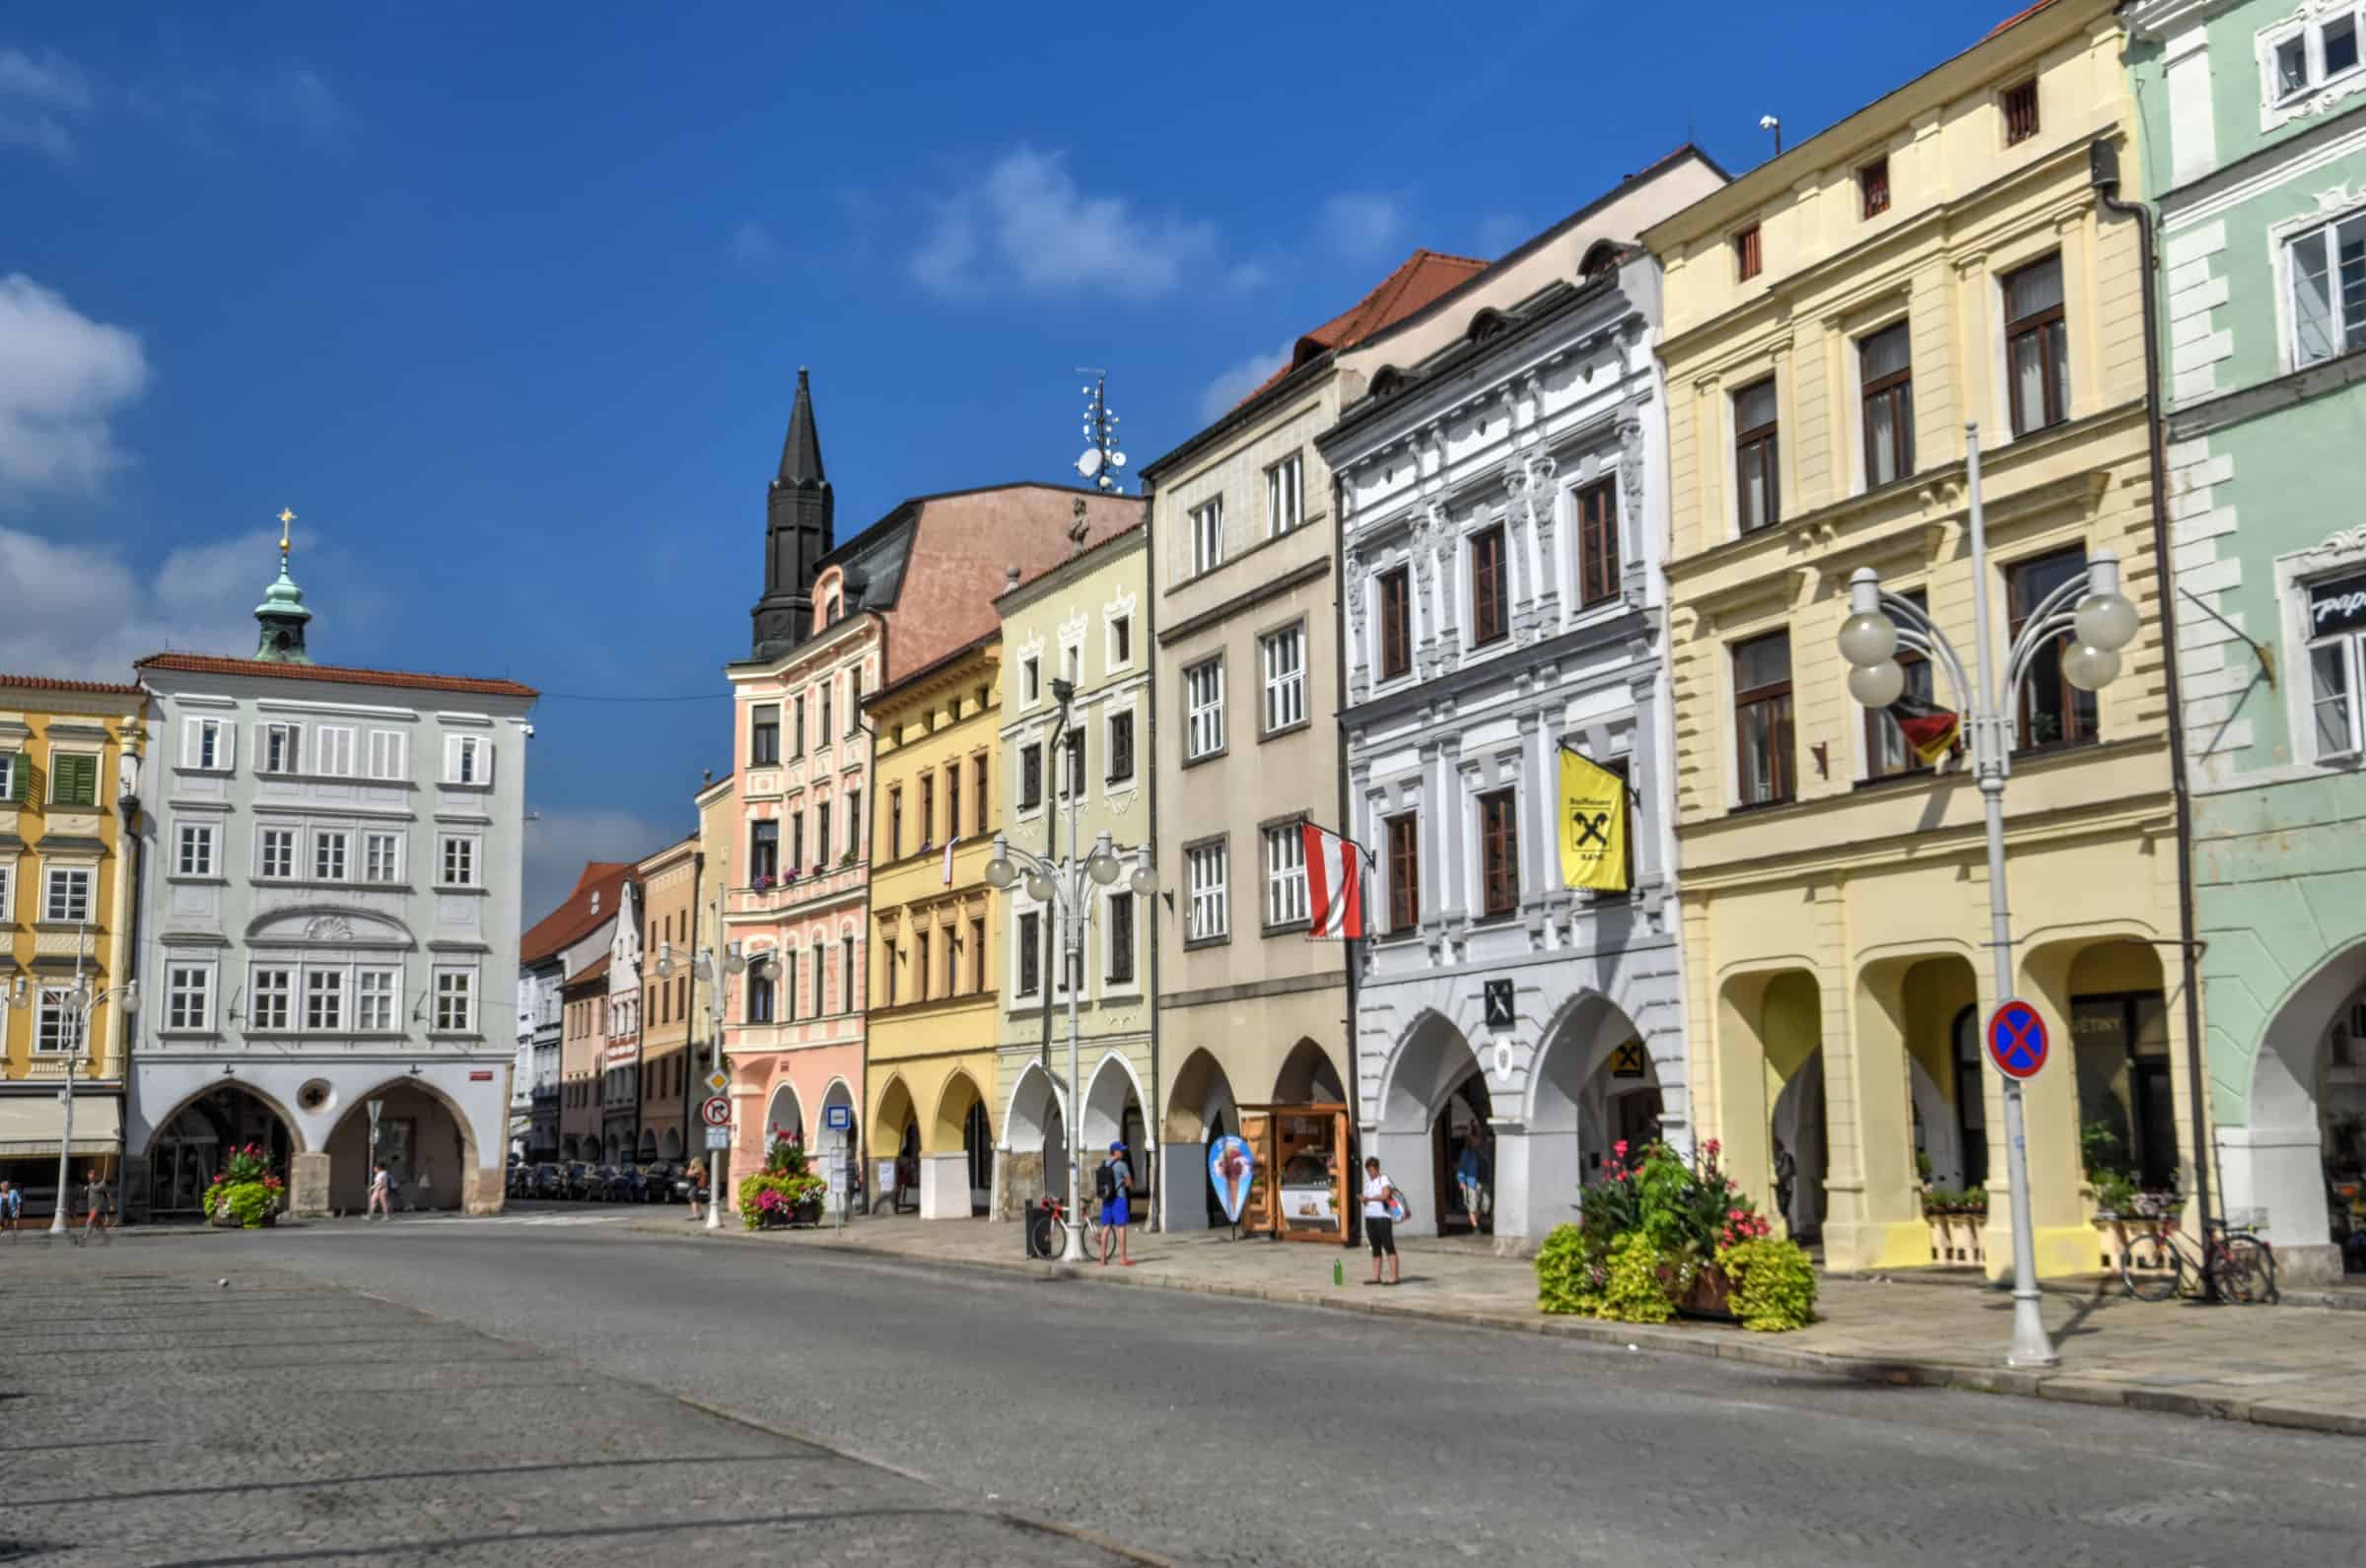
[203,1180,280,1229]
[1535,1223,1607,1316]
[1719,1238,1818,1331]
[1596,1231,1677,1324]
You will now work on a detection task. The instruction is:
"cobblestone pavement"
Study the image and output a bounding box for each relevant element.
[0,1250,1141,1567]
[126,1220,2366,1568]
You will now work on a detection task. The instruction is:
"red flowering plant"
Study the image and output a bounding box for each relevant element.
[202,1142,285,1229]
[735,1125,826,1229]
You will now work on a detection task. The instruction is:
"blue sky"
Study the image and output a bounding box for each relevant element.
[0,1,2021,917]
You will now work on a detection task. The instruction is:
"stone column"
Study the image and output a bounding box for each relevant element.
[917,1152,968,1219]
[290,1151,331,1217]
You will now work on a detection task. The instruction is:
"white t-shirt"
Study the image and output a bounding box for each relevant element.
[1362,1174,1394,1220]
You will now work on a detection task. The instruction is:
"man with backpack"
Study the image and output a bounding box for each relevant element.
[1096,1141,1134,1266]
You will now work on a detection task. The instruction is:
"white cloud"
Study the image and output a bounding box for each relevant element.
[0,44,94,163]
[0,523,283,681]
[911,147,1223,301]
[0,275,150,500]
[521,806,683,930]
[731,220,775,264]
[1320,194,1405,261]
[1199,341,1293,423]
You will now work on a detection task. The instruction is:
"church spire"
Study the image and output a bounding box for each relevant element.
[750,368,835,661]
[253,507,314,665]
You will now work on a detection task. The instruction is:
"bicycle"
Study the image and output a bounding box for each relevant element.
[1027,1193,1096,1261]
[2120,1213,2276,1304]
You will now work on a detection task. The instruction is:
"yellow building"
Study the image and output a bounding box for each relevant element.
[0,674,147,1214]
[863,633,1002,1219]
[1643,0,2190,1276]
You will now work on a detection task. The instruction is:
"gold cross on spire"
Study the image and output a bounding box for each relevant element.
[277,508,295,555]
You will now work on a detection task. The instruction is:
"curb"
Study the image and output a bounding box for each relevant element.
[623,1216,2366,1439]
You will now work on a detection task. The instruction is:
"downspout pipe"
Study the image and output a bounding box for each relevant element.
[2092,137,2220,1295]
[1332,464,1363,1252]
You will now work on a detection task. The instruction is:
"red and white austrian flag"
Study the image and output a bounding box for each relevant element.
[1300,820,1369,941]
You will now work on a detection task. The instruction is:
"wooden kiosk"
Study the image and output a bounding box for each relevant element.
[1236,1102,1354,1244]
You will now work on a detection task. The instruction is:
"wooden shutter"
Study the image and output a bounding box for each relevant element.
[9,754,30,802]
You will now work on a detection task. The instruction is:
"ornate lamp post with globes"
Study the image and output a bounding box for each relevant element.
[984,678,1156,1262]
[656,884,771,1232]
[1836,423,2140,1368]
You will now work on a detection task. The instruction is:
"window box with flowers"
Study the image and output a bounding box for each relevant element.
[203,1142,285,1228]
[1919,1185,1988,1266]
[737,1129,827,1229]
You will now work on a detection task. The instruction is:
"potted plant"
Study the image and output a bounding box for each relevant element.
[751,872,776,892]
[737,1133,827,1230]
[203,1142,284,1229]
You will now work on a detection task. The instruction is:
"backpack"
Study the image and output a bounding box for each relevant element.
[1094,1162,1118,1203]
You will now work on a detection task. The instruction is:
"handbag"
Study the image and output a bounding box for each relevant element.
[1383,1178,1408,1225]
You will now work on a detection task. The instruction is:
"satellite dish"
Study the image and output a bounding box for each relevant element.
[1110,451,1128,468]
[1076,448,1104,478]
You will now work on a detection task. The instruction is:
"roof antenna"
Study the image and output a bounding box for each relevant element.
[1760,114,1783,159]
[1072,370,1128,496]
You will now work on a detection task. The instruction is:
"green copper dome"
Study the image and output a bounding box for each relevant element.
[253,544,314,665]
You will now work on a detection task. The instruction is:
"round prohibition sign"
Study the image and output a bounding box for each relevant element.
[1985,998,2050,1081]
[699,1095,732,1128]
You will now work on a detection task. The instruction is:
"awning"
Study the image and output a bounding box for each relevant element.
[0,1092,122,1157]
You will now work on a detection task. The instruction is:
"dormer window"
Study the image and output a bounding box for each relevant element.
[1370,368,1406,400]
[591,891,601,914]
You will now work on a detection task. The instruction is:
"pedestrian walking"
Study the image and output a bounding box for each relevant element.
[685,1159,706,1219]
[1096,1141,1134,1266]
[367,1161,392,1222]
[0,1178,19,1239]
[1455,1132,1487,1234]
[80,1171,110,1245]
[1361,1156,1401,1286]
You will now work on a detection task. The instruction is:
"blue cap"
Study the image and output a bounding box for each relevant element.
[1109,1141,1126,1153]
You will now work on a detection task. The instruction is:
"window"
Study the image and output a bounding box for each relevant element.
[1470,526,1508,647]
[1107,894,1135,985]
[1733,632,1795,806]
[1733,224,1763,282]
[0,752,16,801]
[2004,255,2069,436]
[366,729,406,781]
[1061,729,1086,798]
[2269,14,2360,103]
[250,967,293,1031]
[1017,911,1042,995]
[1186,840,1229,941]
[444,734,488,785]
[1262,625,1306,733]
[818,681,833,742]
[1859,156,1890,219]
[1185,658,1226,760]
[847,670,863,733]
[43,866,91,922]
[2009,548,2098,750]
[1386,813,1421,934]
[48,751,98,806]
[808,940,824,1013]
[2003,78,2040,142]
[1019,743,1044,810]
[1860,320,1914,488]
[916,929,933,1001]
[1022,655,1041,705]
[167,965,211,1030]
[259,827,296,880]
[816,801,832,865]
[358,969,396,1032]
[0,863,10,920]
[184,716,229,772]
[1191,497,1224,576]
[1734,378,1780,533]
[846,789,862,858]
[1865,590,1936,781]
[305,969,345,1031]
[1478,788,1519,918]
[1576,481,1620,607]
[843,934,857,1011]
[1267,453,1304,536]
[35,987,83,1055]
[175,822,215,877]
[1379,567,1413,680]
[2289,211,2366,368]
[972,755,988,825]
[1110,613,1133,667]
[750,705,780,766]
[261,722,302,775]
[435,971,475,1033]
[792,696,806,757]
[970,918,987,992]
[1064,643,1081,688]
[946,764,962,841]
[748,965,775,1024]
[1108,710,1136,783]
[314,830,348,882]
[314,726,355,777]
[888,787,904,857]
[943,923,958,996]
[2306,571,2366,759]
[440,835,477,887]
[750,820,779,882]
[919,775,936,849]
[363,831,400,884]
[1264,824,1309,928]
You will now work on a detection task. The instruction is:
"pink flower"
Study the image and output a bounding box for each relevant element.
[1612,1140,1630,1158]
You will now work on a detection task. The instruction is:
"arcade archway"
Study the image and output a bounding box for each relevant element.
[325,1080,478,1212]
[145,1083,300,1217]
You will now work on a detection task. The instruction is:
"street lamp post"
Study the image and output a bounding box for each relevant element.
[26,972,138,1237]
[984,680,1155,1262]
[656,885,764,1232]
[1837,422,2140,1369]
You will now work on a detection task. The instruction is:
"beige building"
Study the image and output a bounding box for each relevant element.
[635,834,700,1165]
[1143,250,1485,1229]
[1644,0,2186,1276]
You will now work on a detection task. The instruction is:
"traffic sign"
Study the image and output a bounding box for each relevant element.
[700,1096,731,1128]
[823,1103,854,1131]
[705,1125,731,1150]
[705,1070,729,1095]
[1985,998,2050,1081]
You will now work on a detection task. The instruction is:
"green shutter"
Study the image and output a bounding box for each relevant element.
[53,753,97,807]
[6,754,27,803]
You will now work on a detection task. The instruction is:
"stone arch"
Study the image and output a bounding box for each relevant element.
[638,1129,657,1161]
[1373,1010,1484,1240]
[1273,1037,1348,1105]
[324,1076,481,1213]
[929,1069,992,1218]
[2231,938,2366,1277]
[1160,1047,1239,1232]
[661,1126,682,1161]
[764,1081,806,1150]
[141,1079,305,1218]
[1710,965,1826,1243]
[1082,1052,1148,1204]
[1520,989,1655,1242]
[1001,1060,1067,1211]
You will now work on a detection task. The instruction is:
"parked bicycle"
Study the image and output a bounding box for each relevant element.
[1026,1193,1096,1261]
[2120,1214,2277,1304]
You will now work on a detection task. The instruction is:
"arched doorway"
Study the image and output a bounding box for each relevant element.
[1376,1014,1480,1241]
[146,1083,299,1217]
[1761,972,1826,1245]
[1274,1038,1347,1104]
[661,1127,682,1161]
[562,1134,581,1161]
[1083,1054,1148,1217]
[817,1077,859,1215]
[1163,1047,1237,1231]
[1525,992,1657,1243]
[929,1071,990,1218]
[325,1081,477,1212]
[638,1129,657,1163]
[764,1083,805,1153]
[2231,942,2366,1281]
[874,1075,918,1214]
[1003,1061,1065,1214]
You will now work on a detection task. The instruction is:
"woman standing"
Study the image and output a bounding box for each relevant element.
[1361,1157,1400,1286]
[685,1159,707,1220]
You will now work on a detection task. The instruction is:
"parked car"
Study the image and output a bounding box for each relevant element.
[563,1162,599,1200]
[530,1163,564,1199]
[617,1166,650,1203]
[644,1162,677,1203]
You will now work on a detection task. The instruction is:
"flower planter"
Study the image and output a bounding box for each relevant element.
[2093,1211,2176,1277]
[1924,1208,1986,1266]
[210,1205,276,1229]
[1675,1262,1736,1322]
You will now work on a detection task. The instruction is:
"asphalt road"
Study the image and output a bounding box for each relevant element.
[12,1216,2365,1567]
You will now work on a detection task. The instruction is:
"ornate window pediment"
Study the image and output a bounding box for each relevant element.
[245,906,417,949]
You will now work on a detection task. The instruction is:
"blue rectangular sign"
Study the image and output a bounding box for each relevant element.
[823,1104,854,1131]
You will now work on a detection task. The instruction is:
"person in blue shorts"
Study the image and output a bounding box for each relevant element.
[1096,1141,1134,1266]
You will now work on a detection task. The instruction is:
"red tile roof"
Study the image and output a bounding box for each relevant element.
[135,652,538,700]
[1987,0,2056,36]
[521,860,636,963]
[0,673,146,697]
[1235,248,1491,409]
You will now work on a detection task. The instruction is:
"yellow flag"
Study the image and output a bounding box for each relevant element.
[1559,750,1629,892]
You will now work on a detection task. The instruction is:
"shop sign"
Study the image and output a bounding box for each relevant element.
[2309,572,2366,638]
[1207,1134,1254,1225]
[1609,1042,1649,1079]
[1484,979,1516,1031]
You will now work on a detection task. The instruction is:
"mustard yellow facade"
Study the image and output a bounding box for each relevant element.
[1644,0,2192,1276]
[863,636,1003,1219]
[0,676,148,1205]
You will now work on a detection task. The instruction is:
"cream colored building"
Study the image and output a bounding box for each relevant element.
[1644,0,2190,1276]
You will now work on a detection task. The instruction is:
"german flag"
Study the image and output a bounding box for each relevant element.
[1890,691,1961,765]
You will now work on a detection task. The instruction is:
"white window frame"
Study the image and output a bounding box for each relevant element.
[1184,656,1226,760]
[358,967,399,1032]
[2262,6,2366,114]
[42,865,92,923]
[1106,611,1134,671]
[2285,207,2366,370]
[434,968,476,1033]
[0,752,14,799]
[1186,840,1229,941]
[313,828,349,883]
[314,724,356,778]
[1191,496,1225,576]
[166,962,213,1032]
[1260,624,1306,734]
[1266,451,1305,537]
[305,967,346,1032]
[181,716,232,773]
[1022,654,1041,706]
[443,734,490,786]
[2305,577,2366,762]
[366,728,409,781]
[0,863,12,921]
[260,720,304,776]
[362,830,402,884]
[174,821,216,878]
[1263,823,1309,929]
[258,827,297,880]
[439,833,479,888]
[35,986,84,1055]
[249,965,295,1032]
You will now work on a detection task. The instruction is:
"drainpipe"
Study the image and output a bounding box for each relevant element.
[1142,510,1164,1233]
[116,772,144,1217]
[2092,137,2220,1295]
[1332,463,1363,1252]
[686,850,703,1165]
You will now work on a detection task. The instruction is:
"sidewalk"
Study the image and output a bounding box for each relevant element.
[625,1208,2366,1438]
